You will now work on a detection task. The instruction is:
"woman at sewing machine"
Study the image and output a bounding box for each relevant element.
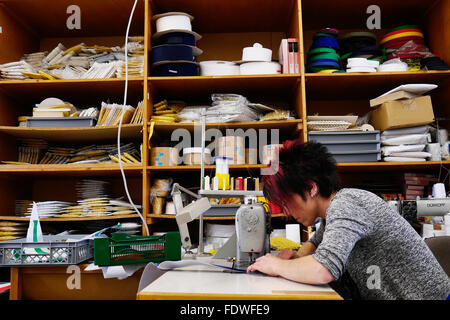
[247,139,450,300]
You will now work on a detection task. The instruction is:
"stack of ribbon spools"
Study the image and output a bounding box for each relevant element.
[338,31,383,69]
[379,25,424,71]
[380,25,450,71]
[151,12,203,76]
[306,28,341,73]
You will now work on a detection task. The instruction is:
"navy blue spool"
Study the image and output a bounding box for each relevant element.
[154,32,196,47]
[310,37,340,50]
[151,44,197,65]
[307,58,340,68]
[152,62,199,76]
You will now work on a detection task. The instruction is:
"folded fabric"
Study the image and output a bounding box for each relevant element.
[381,144,425,156]
[383,156,426,162]
[381,134,429,146]
[389,152,431,158]
[381,126,429,137]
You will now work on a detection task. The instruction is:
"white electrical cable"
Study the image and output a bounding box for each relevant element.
[118,0,150,235]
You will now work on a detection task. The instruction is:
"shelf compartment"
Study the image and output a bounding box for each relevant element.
[150,0,297,34]
[0,78,144,105]
[301,0,436,30]
[149,74,300,98]
[0,0,145,38]
[0,124,143,143]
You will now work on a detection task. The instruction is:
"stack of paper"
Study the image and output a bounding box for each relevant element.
[381,126,432,162]
[97,102,136,126]
[15,200,34,216]
[130,101,144,124]
[25,201,74,218]
[0,61,34,80]
[17,139,48,164]
[0,37,145,81]
[0,221,28,241]
[76,179,112,199]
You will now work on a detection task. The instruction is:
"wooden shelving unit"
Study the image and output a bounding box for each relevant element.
[0,0,449,236]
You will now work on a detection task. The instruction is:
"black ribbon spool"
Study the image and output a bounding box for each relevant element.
[151,61,199,77]
[154,32,196,47]
[151,44,198,65]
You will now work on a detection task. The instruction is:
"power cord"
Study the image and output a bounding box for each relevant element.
[118,0,150,235]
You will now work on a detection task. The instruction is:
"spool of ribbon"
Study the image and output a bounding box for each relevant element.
[310,37,340,50]
[307,58,340,68]
[307,52,340,62]
[380,31,424,45]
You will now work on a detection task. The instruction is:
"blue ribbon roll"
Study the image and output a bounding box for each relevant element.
[307,58,340,68]
[151,61,199,77]
[155,32,196,47]
[310,37,340,50]
[151,44,199,65]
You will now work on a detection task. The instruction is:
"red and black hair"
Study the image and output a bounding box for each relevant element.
[262,140,340,211]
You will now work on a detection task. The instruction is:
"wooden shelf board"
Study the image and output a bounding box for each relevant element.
[337,161,450,172]
[0,214,140,222]
[148,74,300,99]
[146,213,284,222]
[0,124,143,142]
[0,163,143,176]
[305,71,450,100]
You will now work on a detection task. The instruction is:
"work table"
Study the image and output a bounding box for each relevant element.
[137,261,342,300]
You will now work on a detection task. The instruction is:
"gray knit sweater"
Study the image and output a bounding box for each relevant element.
[310,188,450,300]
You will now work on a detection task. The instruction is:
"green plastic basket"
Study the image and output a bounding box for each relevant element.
[94,232,181,266]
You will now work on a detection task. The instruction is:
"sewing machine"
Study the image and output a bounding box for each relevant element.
[394,198,450,219]
[171,184,271,269]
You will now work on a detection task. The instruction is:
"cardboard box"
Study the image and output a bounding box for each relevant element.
[217,136,245,164]
[369,90,419,107]
[150,147,178,166]
[370,95,434,131]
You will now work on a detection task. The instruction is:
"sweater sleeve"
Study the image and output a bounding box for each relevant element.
[312,193,375,280]
[308,219,325,248]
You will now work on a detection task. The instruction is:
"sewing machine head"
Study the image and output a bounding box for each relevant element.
[235,200,271,269]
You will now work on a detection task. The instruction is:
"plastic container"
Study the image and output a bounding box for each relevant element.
[26,117,95,128]
[242,43,272,62]
[308,130,380,143]
[0,235,93,266]
[183,147,212,165]
[94,232,181,266]
[320,141,381,153]
[331,151,381,163]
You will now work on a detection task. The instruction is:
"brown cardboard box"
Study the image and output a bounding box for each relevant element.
[370,95,434,131]
[150,147,179,166]
[217,136,245,164]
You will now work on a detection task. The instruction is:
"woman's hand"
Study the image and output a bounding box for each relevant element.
[276,249,298,260]
[246,253,283,276]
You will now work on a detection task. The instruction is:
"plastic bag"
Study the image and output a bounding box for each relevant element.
[389,40,435,60]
